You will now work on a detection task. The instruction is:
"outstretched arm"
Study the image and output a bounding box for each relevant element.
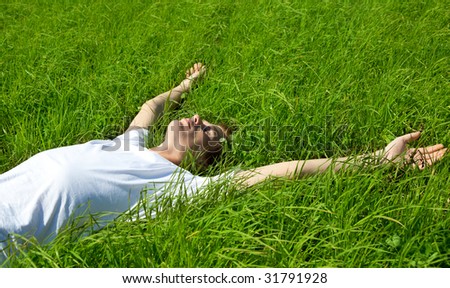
[234,131,447,187]
[127,63,206,131]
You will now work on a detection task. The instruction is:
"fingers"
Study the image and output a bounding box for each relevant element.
[185,63,205,79]
[415,150,446,170]
[182,63,206,92]
[195,63,206,75]
[415,144,445,155]
[400,131,421,143]
[409,144,446,159]
[409,146,448,170]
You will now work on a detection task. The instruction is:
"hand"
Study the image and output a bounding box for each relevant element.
[179,62,206,92]
[381,131,447,169]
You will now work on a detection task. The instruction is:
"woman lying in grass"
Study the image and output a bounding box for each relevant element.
[0,63,447,261]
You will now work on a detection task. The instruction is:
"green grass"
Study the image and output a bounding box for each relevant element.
[1,0,449,267]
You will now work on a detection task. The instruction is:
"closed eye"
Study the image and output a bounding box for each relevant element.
[203,126,219,139]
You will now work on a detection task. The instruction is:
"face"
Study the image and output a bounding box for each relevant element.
[163,114,224,155]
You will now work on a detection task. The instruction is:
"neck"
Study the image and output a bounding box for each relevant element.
[149,146,183,166]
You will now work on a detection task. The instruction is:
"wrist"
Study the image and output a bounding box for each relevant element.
[178,79,191,93]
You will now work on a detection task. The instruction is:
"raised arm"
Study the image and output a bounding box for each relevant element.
[234,131,447,187]
[127,63,206,131]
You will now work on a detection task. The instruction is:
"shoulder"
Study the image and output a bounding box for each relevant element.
[111,128,149,150]
[173,168,238,195]
[121,127,149,137]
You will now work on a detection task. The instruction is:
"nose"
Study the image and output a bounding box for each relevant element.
[192,114,202,125]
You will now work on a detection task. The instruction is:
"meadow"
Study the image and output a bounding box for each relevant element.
[1,0,449,267]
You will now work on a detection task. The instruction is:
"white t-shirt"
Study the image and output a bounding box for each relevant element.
[0,129,228,258]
